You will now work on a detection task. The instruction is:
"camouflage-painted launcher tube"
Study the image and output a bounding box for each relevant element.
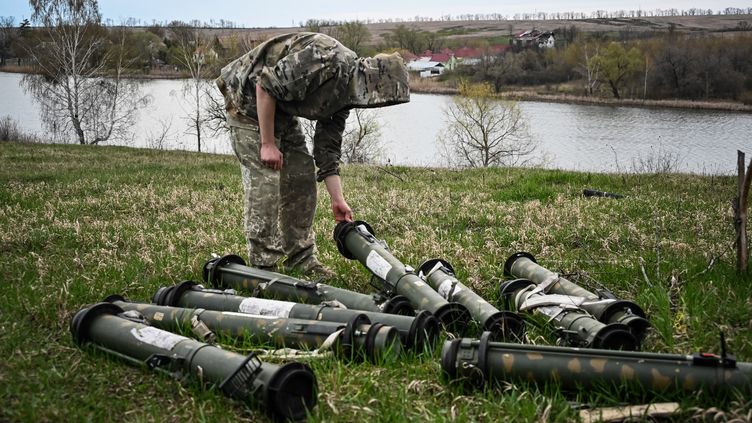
[203,254,415,316]
[504,252,650,341]
[499,279,638,350]
[154,281,439,351]
[442,332,752,395]
[334,220,472,335]
[107,297,402,362]
[71,302,317,421]
[418,258,525,341]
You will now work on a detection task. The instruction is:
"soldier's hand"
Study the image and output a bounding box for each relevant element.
[331,199,353,223]
[260,143,283,170]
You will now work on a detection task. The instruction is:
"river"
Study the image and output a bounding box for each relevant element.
[1,71,750,174]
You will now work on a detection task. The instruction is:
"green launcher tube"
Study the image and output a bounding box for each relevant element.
[71,302,317,421]
[418,258,525,341]
[334,220,472,335]
[442,332,752,396]
[153,281,439,351]
[499,279,638,350]
[203,254,415,316]
[504,252,650,342]
[106,296,402,362]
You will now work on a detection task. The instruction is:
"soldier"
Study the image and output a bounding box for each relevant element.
[216,32,409,278]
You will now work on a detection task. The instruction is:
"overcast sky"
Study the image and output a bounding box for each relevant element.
[3,0,750,27]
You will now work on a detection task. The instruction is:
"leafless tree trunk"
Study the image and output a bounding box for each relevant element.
[733,150,752,273]
[581,44,601,96]
[300,109,384,164]
[440,82,536,168]
[170,23,214,152]
[146,116,174,150]
[341,109,383,164]
[202,84,228,136]
[23,1,148,145]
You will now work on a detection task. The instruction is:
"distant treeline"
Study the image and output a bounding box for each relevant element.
[2,15,752,104]
[302,7,752,26]
[445,28,752,104]
[3,6,752,30]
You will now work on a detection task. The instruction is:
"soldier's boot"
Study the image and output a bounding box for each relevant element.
[302,261,336,281]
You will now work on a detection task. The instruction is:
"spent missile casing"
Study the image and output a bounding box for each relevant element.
[71,302,317,421]
[106,296,401,362]
[203,254,415,316]
[418,258,525,341]
[504,252,650,341]
[334,220,472,335]
[442,331,752,396]
[153,281,439,351]
[499,279,638,350]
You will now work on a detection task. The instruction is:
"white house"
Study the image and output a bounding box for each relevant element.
[406,58,446,78]
[514,30,555,50]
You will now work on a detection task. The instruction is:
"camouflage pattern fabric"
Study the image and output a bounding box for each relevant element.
[227,115,319,271]
[216,32,409,182]
[216,32,409,271]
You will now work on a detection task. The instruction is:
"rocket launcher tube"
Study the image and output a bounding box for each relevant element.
[71,303,317,421]
[334,221,472,335]
[107,297,402,362]
[499,279,638,350]
[418,258,525,341]
[504,252,650,341]
[154,281,439,351]
[442,331,752,396]
[202,254,415,316]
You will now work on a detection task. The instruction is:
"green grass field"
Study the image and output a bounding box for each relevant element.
[1,142,750,421]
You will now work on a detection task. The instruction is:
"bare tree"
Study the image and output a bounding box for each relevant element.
[341,109,383,163]
[202,84,228,137]
[300,109,384,164]
[564,40,601,96]
[146,116,174,150]
[22,1,148,145]
[440,81,536,168]
[169,22,215,152]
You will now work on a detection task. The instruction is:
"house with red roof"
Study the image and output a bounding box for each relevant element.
[406,45,512,77]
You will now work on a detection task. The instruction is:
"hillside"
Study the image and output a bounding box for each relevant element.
[190,13,752,46]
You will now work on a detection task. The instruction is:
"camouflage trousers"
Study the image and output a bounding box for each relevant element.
[227,114,319,271]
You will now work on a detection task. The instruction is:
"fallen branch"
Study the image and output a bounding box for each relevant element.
[377,166,406,182]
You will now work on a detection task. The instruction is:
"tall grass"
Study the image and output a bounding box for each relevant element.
[1,142,750,422]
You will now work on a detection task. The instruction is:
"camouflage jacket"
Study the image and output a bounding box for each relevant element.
[217,32,357,181]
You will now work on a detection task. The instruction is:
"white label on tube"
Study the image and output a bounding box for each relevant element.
[437,279,461,299]
[238,297,294,318]
[366,250,392,280]
[131,326,188,351]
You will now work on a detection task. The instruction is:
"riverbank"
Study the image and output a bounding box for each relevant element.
[0,64,191,80]
[500,89,752,113]
[408,76,752,113]
[2,141,750,422]
[4,66,751,113]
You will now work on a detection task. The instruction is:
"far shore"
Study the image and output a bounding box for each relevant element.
[408,76,752,113]
[3,66,751,113]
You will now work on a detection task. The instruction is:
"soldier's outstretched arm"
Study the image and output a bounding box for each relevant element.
[256,84,283,170]
[324,175,353,222]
